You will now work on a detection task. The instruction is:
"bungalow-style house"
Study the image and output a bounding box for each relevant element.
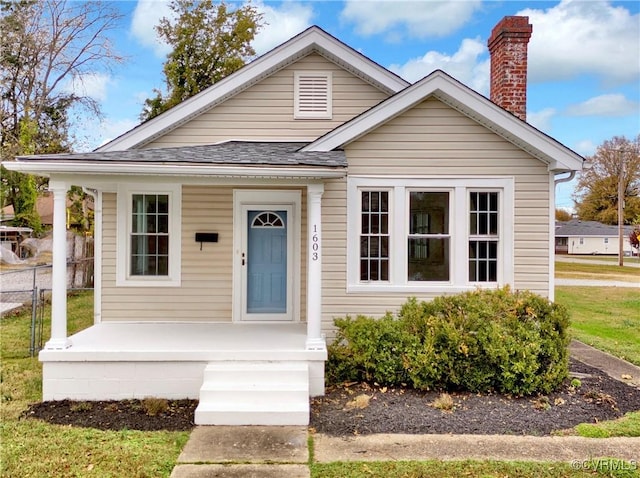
[555,219,635,256]
[4,17,584,425]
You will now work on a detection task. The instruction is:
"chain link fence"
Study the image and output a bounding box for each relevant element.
[1,258,94,356]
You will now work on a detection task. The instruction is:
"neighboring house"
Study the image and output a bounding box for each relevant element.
[555,219,635,256]
[3,18,583,425]
[1,191,93,229]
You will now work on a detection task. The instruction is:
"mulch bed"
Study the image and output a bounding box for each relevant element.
[24,359,640,435]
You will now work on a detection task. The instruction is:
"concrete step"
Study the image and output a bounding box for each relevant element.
[202,361,308,383]
[195,360,310,425]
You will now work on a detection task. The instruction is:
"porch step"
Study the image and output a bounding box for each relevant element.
[195,361,310,426]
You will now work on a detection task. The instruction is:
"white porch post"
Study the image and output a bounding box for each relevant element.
[46,180,71,349]
[306,183,325,350]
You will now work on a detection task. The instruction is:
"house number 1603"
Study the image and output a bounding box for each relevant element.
[312,224,319,261]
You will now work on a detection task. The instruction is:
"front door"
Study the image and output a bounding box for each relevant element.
[247,210,287,314]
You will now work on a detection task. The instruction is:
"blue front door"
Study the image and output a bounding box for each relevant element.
[247,210,287,314]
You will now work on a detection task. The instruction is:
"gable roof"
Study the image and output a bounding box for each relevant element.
[556,219,634,237]
[98,26,409,153]
[302,70,584,173]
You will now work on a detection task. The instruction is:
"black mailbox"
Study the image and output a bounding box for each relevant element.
[195,232,218,249]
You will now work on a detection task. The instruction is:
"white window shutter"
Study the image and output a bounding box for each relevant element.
[294,71,332,119]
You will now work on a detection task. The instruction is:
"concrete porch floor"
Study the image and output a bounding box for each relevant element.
[40,322,326,362]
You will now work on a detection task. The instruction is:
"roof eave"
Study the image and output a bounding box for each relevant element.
[2,160,347,179]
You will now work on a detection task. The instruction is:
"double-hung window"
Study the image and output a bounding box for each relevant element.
[468,191,499,283]
[408,192,450,282]
[348,178,513,292]
[117,184,181,286]
[360,191,390,281]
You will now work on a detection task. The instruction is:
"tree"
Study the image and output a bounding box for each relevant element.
[555,209,572,222]
[140,0,263,121]
[574,135,640,225]
[630,227,639,256]
[0,0,124,231]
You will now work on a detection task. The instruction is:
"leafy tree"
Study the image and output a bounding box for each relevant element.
[0,0,124,232]
[555,209,572,222]
[141,0,263,121]
[630,227,639,255]
[574,135,640,225]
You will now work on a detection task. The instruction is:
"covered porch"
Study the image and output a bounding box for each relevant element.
[41,322,327,425]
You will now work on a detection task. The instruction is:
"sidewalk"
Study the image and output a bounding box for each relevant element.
[171,341,640,477]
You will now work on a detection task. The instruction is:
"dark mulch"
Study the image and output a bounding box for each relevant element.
[24,399,198,431]
[310,359,640,436]
[24,359,640,435]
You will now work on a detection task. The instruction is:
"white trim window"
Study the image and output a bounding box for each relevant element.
[347,177,514,293]
[294,71,332,119]
[468,191,499,282]
[360,190,390,281]
[117,184,181,287]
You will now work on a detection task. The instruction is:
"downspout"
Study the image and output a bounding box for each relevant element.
[549,170,577,301]
[83,187,102,324]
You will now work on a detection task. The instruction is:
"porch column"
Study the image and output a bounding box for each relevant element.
[306,183,325,350]
[46,180,71,349]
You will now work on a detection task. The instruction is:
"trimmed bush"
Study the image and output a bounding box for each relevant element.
[327,287,570,395]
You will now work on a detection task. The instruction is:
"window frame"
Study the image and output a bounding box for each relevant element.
[468,190,501,284]
[116,183,182,287]
[347,177,514,293]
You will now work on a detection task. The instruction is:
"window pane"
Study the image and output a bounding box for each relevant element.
[158,214,169,234]
[145,194,156,214]
[408,238,449,281]
[157,256,169,275]
[469,240,498,282]
[132,195,144,214]
[409,192,448,234]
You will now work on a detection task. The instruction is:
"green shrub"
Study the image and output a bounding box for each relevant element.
[327,287,570,395]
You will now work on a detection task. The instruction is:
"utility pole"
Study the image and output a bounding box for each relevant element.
[617,150,625,267]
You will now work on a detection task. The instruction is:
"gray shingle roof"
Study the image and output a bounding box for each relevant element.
[555,219,634,237]
[19,141,346,168]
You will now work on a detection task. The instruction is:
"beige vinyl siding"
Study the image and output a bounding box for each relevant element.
[319,98,552,337]
[145,53,389,148]
[101,186,307,322]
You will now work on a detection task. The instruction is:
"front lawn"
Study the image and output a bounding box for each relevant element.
[0,292,189,478]
[556,286,640,366]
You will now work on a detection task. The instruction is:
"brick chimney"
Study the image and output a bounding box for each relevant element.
[487,16,533,121]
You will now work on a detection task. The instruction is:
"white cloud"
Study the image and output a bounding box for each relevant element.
[518,0,640,85]
[130,0,173,57]
[66,73,113,102]
[252,2,313,55]
[340,0,482,39]
[527,107,556,133]
[573,139,597,156]
[97,118,140,147]
[389,38,489,92]
[340,0,482,41]
[565,94,638,117]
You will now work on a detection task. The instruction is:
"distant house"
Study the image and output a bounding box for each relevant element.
[4,18,584,426]
[1,192,93,229]
[555,219,634,255]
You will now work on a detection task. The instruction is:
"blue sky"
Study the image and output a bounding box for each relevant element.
[72,0,640,211]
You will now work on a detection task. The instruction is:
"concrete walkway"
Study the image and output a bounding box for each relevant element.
[171,341,640,477]
[556,278,639,288]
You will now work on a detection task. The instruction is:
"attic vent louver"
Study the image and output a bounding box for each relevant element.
[294,71,332,119]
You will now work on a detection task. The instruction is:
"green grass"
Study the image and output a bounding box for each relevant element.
[310,460,640,477]
[555,287,640,366]
[574,412,640,438]
[0,291,190,478]
[2,289,639,477]
[555,261,640,282]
